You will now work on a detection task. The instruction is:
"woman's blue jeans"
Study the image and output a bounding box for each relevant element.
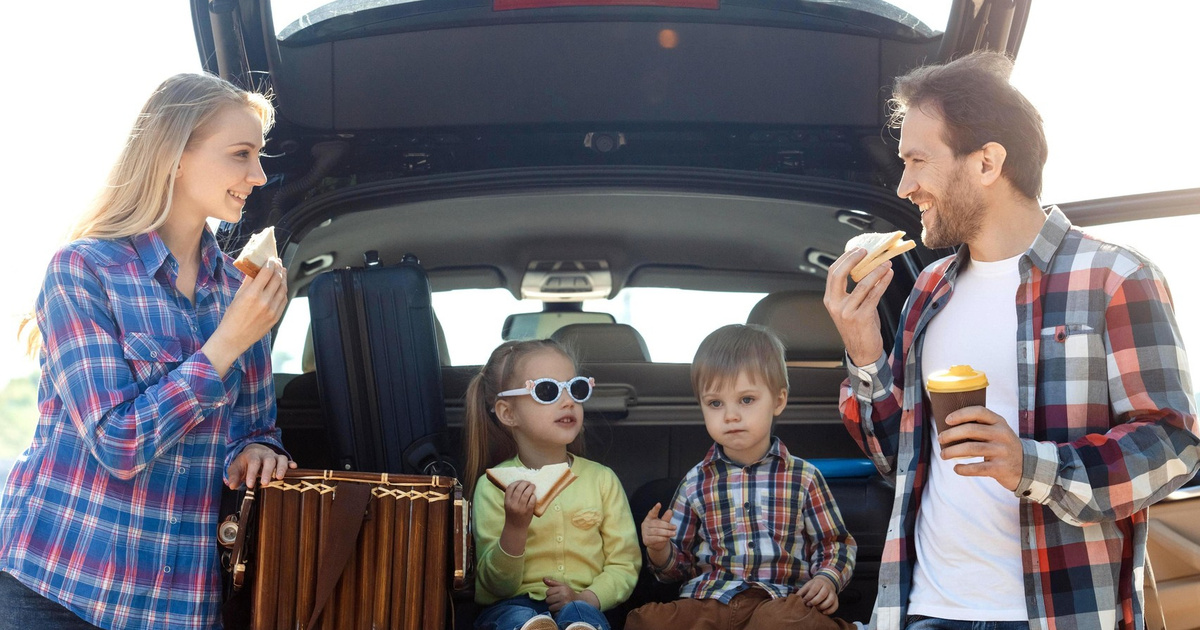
[0,572,104,630]
[475,594,610,630]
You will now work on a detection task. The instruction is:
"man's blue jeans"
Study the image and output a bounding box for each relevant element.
[475,594,610,630]
[905,616,1028,630]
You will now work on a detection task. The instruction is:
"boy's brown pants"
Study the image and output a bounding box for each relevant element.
[624,587,859,630]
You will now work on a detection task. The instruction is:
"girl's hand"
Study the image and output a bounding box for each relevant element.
[797,575,839,615]
[503,480,537,529]
[542,579,599,612]
[498,480,536,556]
[226,443,295,489]
[205,258,288,376]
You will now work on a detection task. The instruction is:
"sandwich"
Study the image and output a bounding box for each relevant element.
[845,230,916,282]
[485,462,578,517]
[233,227,277,278]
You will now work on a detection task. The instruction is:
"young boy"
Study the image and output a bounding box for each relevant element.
[625,324,859,630]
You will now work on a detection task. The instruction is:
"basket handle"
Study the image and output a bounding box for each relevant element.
[306,481,374,628]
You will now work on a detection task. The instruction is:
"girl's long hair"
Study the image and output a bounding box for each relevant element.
[462,339,585,497]
[19,73,274,355]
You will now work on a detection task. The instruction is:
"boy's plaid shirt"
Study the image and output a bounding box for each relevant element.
[651,437,856,601]
[841,207,1199,629]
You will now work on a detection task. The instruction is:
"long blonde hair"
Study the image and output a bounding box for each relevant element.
[462,339,585,497]
[19,73,275,354]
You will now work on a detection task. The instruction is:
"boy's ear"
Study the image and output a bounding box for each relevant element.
[773,388,788,416]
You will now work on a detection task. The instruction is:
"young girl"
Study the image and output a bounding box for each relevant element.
[0,73,293,630]
[464,339,641,630]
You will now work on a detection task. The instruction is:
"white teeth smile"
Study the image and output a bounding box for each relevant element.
[228,191,248,201]
[919,202,932,214]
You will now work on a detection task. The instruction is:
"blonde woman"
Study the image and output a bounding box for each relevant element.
[0,73,293,630]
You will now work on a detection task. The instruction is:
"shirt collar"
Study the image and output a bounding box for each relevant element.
[131,227,226,281]
[948,205,1070,276]
[702,435,788,468]
[1025,206,1072,273]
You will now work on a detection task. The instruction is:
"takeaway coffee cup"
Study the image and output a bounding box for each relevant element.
[926,365,988,449]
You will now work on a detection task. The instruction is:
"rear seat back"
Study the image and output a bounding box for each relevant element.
[747,290,844,365]
[551,323,652,362]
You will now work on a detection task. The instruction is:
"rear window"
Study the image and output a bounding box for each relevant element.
[271,287,767,370]
[271,0,949,41]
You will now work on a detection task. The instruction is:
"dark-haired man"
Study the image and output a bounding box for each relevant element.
[823,51,1198,630]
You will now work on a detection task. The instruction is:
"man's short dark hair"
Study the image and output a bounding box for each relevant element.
[889,51,1048,200]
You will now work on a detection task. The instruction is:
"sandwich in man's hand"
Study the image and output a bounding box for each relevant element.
[485,462,578,517]
[845,230,916,282]
[233,226,277,278]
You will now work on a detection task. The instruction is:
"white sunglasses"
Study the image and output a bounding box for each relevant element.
[497,376,595,404]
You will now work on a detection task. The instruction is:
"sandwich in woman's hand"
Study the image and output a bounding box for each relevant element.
[233,227,277,278]
[485,462,578,517]
[845,230,915,282]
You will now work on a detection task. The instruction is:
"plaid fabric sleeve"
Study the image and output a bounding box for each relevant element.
[800,465,856,591]
[653,472,700,583]
[1017,262,1200,525]
[223,332,287,475]
[38,247,227,481]
[839,282,929,476]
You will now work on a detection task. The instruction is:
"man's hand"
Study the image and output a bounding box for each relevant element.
[641,502,676,569]
[226,443,295,489]
[823,248,893,367]
[939,406,1024,491]
[797,574,839,615]
[499,480,537,556]
[542,578,600,612]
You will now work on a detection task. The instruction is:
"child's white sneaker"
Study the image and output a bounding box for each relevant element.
[519,615,558,630]
[563,623,598,630]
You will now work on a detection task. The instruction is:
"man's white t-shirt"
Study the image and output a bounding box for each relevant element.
[909,253,1026,620]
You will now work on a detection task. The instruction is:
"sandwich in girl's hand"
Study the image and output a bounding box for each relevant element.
[485,462,578,517]
[233,226,277,278]
[845,230,916,282]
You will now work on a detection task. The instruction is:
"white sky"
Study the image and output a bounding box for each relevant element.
[0,1,1197,382]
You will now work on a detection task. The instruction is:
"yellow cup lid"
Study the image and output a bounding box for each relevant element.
[926,364,989,393]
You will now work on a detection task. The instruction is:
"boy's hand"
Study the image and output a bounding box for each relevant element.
[542,578,600,612]
[641,502,676,551]
[797,575,839,615]
[641,502,676,569]
[499,480,536,556]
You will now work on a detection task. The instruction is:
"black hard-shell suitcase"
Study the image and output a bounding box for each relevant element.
[307,252,453,475]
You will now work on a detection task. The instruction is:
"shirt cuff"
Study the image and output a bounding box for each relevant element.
[845,351,887,403]
[1015,439,1059,503]
[815,568,844,592]
[182,350,237,409]
[651,545,680,580]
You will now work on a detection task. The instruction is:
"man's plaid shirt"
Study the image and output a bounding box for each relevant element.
[840,207,1199,629]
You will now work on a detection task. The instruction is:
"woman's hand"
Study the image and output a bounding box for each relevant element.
[226,443,295,489]
[204,258,288,376]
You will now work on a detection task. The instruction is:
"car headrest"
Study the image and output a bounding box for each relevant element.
[746,291,844,363]
[551,323,652,362]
